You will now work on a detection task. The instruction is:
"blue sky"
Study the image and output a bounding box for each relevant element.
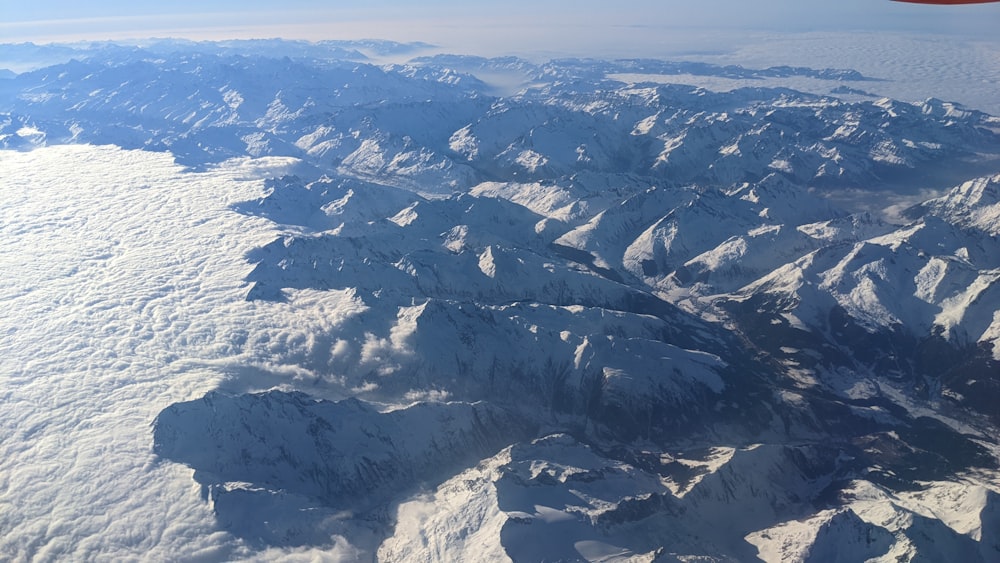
[2,1,998,57]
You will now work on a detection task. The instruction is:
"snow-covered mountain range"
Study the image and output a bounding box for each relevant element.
[3,39,1000,561]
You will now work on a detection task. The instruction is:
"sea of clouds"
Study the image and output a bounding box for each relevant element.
[0,145,369,561]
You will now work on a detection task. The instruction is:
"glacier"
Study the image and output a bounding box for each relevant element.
[2,38,1000,561]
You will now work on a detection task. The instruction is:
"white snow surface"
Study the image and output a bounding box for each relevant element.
[383,433,1000,563]
[734,183,1000,354]
[0,145,368,561]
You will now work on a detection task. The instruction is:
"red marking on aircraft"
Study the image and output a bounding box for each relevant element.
[893,0,1000,4]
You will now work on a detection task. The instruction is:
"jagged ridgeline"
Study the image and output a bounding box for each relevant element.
[6,42,999,560]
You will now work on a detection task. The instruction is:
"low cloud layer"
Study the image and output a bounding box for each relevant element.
[0,146,367,560]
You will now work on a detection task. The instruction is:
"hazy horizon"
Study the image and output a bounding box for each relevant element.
[4,1,999,58]
[4,2,998,113]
